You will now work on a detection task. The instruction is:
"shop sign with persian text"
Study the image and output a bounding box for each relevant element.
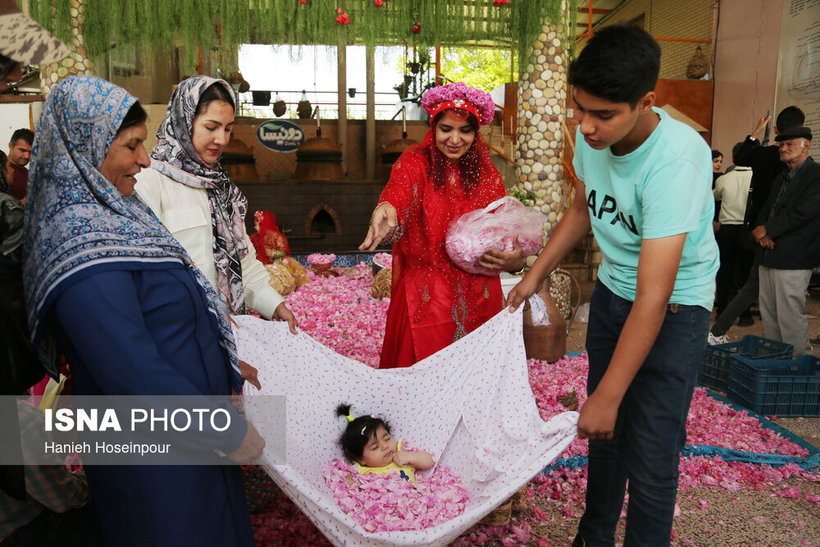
[256,120,305,152]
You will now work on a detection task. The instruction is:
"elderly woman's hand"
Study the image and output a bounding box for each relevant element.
[238,360,261,391]
[477,236,525,273]
[273,301,298,334]
[359,203,397,252]
[227,421,265,463]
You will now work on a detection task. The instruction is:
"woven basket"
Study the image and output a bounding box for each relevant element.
[549,268,581,329]
[478,497,513,525]
[371,267,392,299]
[279,257,310,288]
[265,263,295,295]
[477,485,527,525]
[511,485,529,509]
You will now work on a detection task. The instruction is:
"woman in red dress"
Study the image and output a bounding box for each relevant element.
[250,209,291,264]
[360,83,525,368]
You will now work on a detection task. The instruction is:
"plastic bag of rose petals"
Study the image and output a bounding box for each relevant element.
[446,196,547,276]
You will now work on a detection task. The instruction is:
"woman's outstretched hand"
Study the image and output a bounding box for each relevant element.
[505,274,541,312]
[273,302,298,334]
[359,203,397,252]
[478,236,524,273]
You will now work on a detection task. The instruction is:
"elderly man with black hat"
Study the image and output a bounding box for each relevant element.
[752,126,819,357]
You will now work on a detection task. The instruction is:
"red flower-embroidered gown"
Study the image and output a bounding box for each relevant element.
[378,132,506,368]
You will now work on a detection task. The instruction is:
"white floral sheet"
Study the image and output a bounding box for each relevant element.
[234,307,578,546]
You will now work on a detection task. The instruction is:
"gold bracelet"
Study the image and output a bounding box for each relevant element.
[511,262,527,276]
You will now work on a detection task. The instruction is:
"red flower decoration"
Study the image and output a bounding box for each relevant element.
[493,0,509,4]
[300,0,306,4]
[412,23,421,34]
[337,8,343,14]
[374,0,384,5]
[336,13,350,25]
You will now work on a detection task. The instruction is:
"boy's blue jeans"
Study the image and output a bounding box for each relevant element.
[578,281,709,546]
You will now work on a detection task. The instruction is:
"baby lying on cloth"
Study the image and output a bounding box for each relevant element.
[324,404,470,533]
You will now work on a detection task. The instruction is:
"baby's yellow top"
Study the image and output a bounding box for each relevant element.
[354,440,417,483]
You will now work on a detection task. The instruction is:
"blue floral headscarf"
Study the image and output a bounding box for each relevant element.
[22,75,242,391]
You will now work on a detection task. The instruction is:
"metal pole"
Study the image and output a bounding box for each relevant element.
[436,43,442,85]
[366,44,376,180]
[337,40,348,175]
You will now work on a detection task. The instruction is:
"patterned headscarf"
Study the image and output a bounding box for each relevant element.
[22,75,242,391]
[150,75,249,314]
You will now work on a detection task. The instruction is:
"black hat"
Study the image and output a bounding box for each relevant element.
[775,126,812,142]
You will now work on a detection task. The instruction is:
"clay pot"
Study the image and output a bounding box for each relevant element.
[311,262,338,277]
[380,136,417,181]
[220,137,258,181]
[522,279,566,363]
[295,137,344,181]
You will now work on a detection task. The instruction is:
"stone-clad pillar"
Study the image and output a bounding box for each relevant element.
[515,24,567,235]
[39,0,94,95]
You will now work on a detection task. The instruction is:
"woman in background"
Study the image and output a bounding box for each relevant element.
[250,209,291,263]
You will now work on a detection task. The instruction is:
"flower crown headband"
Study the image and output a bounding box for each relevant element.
[421,82,495,127]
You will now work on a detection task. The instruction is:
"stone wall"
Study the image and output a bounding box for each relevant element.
[515,24,568,234]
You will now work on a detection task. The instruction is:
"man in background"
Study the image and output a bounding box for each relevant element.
[752,126,819,357]
[708,106,805,344]
[712,142,754,322]
[0,0,70,510]
[6,128,33,201]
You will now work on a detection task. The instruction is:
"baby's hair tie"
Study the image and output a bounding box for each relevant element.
[360,426,367,436]
[346,414,355,422]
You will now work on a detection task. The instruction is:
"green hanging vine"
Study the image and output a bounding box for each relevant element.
[23,0,574,75]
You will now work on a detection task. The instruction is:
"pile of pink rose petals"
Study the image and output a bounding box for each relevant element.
[285,263,389,367]
[306,253,336,265]
[323,458,471,533]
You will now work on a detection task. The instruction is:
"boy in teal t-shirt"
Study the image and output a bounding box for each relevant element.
[509,25,717,546]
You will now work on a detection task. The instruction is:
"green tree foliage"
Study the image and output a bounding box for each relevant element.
[27,0,568,74]
[440,47,518,92]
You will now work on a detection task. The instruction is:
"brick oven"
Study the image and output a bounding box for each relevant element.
[237,178,385,254]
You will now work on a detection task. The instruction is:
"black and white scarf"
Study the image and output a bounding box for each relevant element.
[150,76,248,314]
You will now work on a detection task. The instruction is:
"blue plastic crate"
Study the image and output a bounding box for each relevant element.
[727,354,820,417]
[698,335,793,391]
